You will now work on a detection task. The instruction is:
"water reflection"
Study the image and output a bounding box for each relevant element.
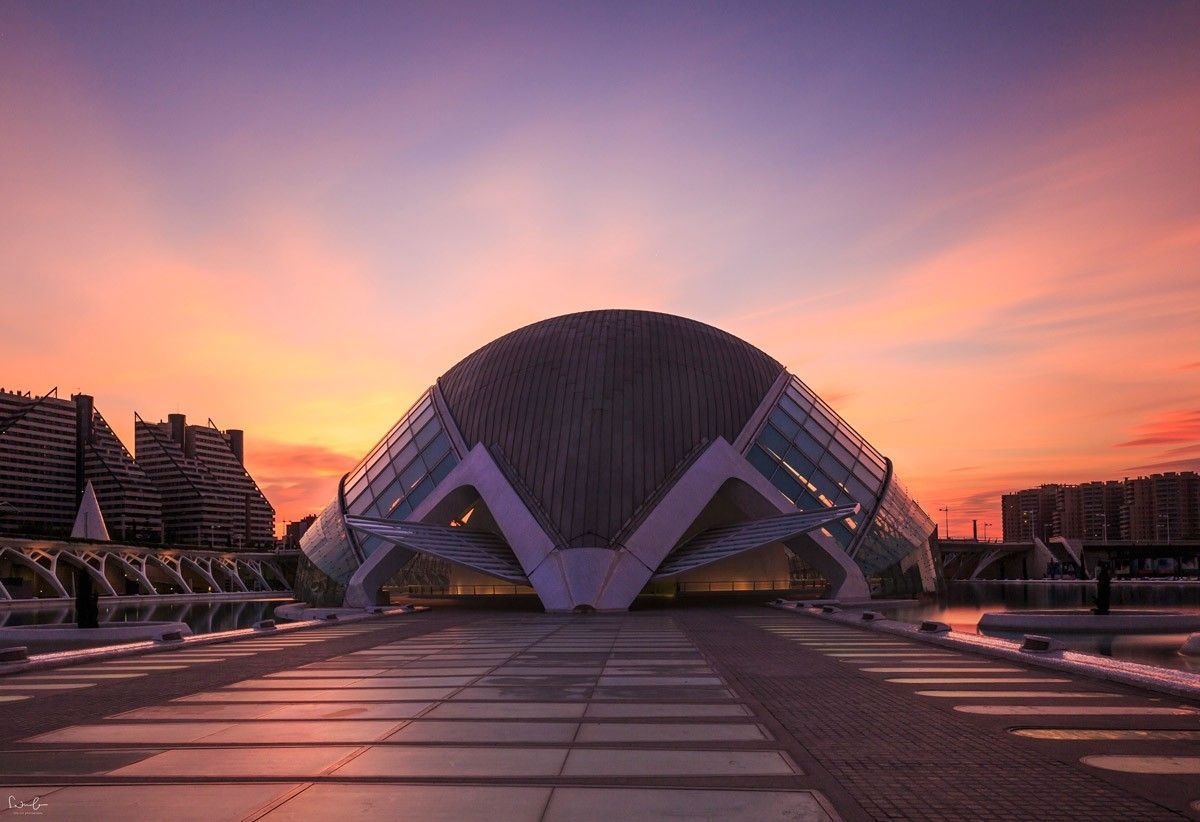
[882,582,1200,674]
[0,597,293,636]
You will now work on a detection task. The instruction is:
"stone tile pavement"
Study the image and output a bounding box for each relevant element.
[0,605,1197,820]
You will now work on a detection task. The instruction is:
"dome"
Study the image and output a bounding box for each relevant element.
[300,307,937,613]
[437,310,784,548]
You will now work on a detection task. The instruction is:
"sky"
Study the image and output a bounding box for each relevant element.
[3,1,1199,538]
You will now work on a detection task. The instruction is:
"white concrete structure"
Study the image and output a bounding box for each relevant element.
[301,310,937,611]
[0,537,294,601]
[70,481,110,541]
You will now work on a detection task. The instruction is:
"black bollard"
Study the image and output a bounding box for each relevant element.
[1092,563,1111,616]
[75,570,99,629]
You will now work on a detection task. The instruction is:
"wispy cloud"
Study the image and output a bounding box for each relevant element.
[1116,410,1200,448]
[2,3,1198,536]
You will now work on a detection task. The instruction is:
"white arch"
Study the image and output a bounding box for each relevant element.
[235,558,271,591]
[344,438,869,612]
[0,548,69,598]
[345,444,552,608]
[144,553,194,594]
[213,558,249,592]
[53,550,117,597]
[179,555,223,593]
[257,559,291,590]
[105,551,158,595]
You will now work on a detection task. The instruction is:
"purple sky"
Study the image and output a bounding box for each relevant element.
[3,1,1199,533]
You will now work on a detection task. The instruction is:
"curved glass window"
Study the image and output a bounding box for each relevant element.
[744,375,934,596]
[305,390,463,585]
[344,391,460,520]
[747,378,888,551]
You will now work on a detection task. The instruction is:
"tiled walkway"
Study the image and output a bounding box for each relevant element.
[702,611,1199,820]
[0,614,836,821]
[3,606,1198,820]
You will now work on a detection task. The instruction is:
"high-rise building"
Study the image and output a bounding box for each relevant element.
[135,413,274,549]
[284,514,317,549]
[0,388,78,535]
[1078,480,1123,541]
[1005,473,1199,544]
[76,395,163,542]
[1121,477,1154,541]
[1120,472,1200,542]
[1053,485,1083,539]
[1001,485,1058,542]
[0,388,163,541]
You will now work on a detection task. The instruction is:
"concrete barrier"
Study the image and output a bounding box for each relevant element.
[0,621,191,644]
[980,610,1200,635]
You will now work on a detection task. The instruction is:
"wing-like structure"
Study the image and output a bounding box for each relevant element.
[345,516,529,584]
[653,504,860,579]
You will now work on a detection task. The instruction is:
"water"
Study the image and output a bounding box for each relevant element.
[0,597,293,636]
[878,581,1200,673]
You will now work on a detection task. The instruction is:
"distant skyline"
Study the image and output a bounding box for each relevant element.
[3,2,1198,536]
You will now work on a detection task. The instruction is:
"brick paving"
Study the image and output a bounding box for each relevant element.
[679,607,1196,821]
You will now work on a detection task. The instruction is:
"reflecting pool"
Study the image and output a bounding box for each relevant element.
[879,582,1200,673]
[0,597,293,637]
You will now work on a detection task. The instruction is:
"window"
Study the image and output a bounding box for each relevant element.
[407,476,436,510]
[768,408,800,440]
[430,454,457,485]
[747,445,778,479]
[397,457,426,493]
[772,471,803,504]
[422,431,452,466]
[780,446,816,483]
[780,393,810,423]
[414,416,441,449]
[794,425,829,461]
[758,424,790,459]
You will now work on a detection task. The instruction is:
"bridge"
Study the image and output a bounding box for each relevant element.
[934,536,1075,581]
[0,537,296,602]
[935,535,1200,582]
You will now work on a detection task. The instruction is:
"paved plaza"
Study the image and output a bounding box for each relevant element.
[0,605,1197,820]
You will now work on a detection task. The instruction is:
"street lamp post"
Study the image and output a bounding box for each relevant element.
[938,506,950,539]
[983,522,992,541]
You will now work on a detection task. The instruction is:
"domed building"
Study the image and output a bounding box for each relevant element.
[299,310,935,611]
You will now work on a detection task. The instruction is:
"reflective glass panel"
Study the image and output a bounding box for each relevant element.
[758,424,790,459]
[422,431,452,466]
[747,445,778,478]
[768,408,800,440]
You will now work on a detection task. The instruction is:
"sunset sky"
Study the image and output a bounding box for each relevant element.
[3,2,1198,537]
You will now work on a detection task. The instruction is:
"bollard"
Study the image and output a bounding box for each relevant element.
[1020,634,1063,653]
[918,621,951,634]
[0,646,29,662]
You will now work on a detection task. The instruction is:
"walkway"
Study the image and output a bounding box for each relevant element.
[0,609,831,820]
[0,606,1196,820]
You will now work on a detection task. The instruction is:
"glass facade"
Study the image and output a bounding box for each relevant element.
[746,376,935,593]
[301,391,462,584]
